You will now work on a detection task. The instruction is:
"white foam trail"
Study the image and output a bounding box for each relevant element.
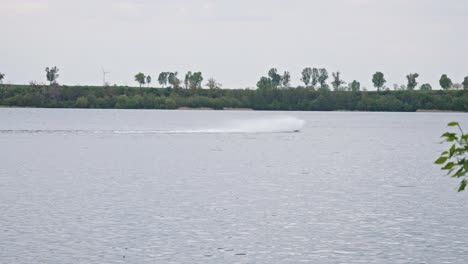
[0,116,306,134]
[194,116,306,133]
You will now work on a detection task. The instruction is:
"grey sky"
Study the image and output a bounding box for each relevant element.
[1,0,467,89]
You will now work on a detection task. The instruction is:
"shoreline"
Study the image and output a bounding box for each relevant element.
[0,106,467,113]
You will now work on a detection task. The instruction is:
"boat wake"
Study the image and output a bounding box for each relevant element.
[0,116,306,135]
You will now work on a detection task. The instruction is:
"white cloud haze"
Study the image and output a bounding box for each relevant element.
[1,0,467,89]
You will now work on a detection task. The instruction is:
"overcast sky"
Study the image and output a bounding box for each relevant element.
[1,0,467,89]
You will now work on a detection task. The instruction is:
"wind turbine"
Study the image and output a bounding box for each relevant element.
[101,66,110,86]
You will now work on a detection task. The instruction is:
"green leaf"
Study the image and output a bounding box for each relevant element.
[458,179,467,192]
[441,132,457,142]
[450,144,456,157]
[442,162,455,170]
[435,156,448,164]
[448,122,459,127]
[453,168,466,178]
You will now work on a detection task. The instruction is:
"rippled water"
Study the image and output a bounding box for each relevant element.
[1,108,468,264]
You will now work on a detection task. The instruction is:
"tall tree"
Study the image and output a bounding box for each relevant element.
[158,72,168,88]
[282,71,291,88]
[350,80,360,92]
[146,75,152,87]
[206,78,221,89]
[135,72,146,87]
[372,72,386,91]
[331,71,344,91]
[0,72,5,84]
[184,71,192,89]
[301,67,312,87]
[257,76,273,90]
[311,68,319,88]
[439,74,453,90]
[189,72,203,89]
[168,72,180,88]
[420,83,432,90]
[268,68,282,87]
[45,66,60,85]
[406,73,419,90]
[462,76,468,90]
[318,68,329,89]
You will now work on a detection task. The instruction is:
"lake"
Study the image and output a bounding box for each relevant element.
[1,108,467,264]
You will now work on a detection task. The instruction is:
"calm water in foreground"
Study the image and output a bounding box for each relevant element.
[1,108,468,264]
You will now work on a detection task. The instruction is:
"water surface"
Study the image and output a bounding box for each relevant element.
[1,108,467,264]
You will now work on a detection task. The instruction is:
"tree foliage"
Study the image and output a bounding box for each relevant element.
[0,84,467,112]
[168,72,180,88]
[188,72,203,89]
[146,76,152,87]
[331,72,345,91]
[301,68,312,87]
[462,77,468,90]
[312,68,319,88]
[45,66,60,85]
[206,78,221,89]
[0,72,5,84]
[420,83,432,90]
[158,72,168,88]
[184,71,192,89]
[268,68,282,88]
[257,77,274,90]
[282,71,291,88]
[372,72,386,91]
[318,68,329,89]
[435,122,468,192]
[350,80,360,92]
[406,73,419,90]
[439,74,453,90]
[135,72,146,87]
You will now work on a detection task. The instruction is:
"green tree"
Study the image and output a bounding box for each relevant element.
[45,66,60,85]
[331,72,344,91]
[184,71,192,89]
[146,75,152,87]
[420,83,432,90]
[372,72,386,92]
[206,78,221,89]
[435,122,468,192]
[189,72,203,89]
[439,74,453,90]
[268,68,282,87]
[158,72,168,88]
[282,71,291,88]
[350,80,360,92]
[318,68,329,89]
[406,73,419,90]
[462,76,468,90]
[312,68,319,88]
[0,72,5,84]
[257,76,273,90]
[301,67,312,87]
[135,72,146,87]
[168,72,180,88]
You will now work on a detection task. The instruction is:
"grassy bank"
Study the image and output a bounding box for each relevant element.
[0,84,467,112]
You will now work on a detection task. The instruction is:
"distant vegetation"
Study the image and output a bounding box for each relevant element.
[0,67,467,111]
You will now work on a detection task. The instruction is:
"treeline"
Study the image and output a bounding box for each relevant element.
[1,84,467,112]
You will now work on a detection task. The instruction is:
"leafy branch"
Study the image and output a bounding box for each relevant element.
[435,122,468,192]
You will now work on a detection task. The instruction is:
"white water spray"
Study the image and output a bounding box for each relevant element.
[190,116,306,133]
[0,116,306,134]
